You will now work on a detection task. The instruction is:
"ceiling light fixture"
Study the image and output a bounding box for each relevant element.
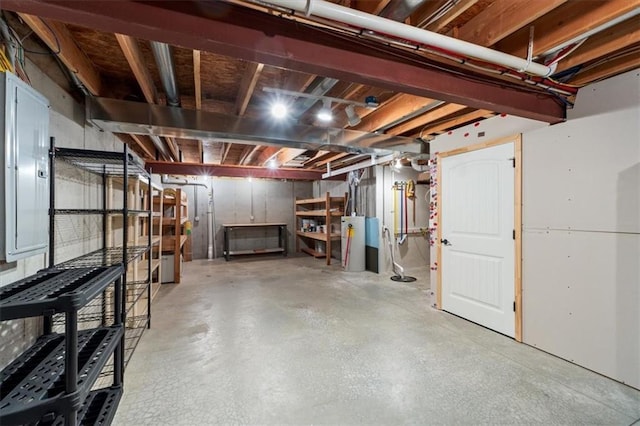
[345,104,361,127]
[267,159,278,169]
[271,102,288,119]
[317,99,333,122]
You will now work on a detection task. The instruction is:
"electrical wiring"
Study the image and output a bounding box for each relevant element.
[249,1,579,99]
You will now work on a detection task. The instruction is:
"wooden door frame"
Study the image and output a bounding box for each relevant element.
[436,134,523,342]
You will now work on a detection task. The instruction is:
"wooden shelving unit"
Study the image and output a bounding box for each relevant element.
[150,185,163,300]
[295,192,345,265]
[154,188,188,283]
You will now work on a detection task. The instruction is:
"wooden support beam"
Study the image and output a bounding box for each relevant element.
[235,62,264,116]
[571,52,640,86]
[412,0,448,28]
[555,21,640,73]
[387,103,468,136]
[455,0,567,47]
[193,50,201,110]
[197,140,204,163]
[256,146,281,166]
[354,0,391,16]
[423,0,478,32]
[312,152,350,168]
[238,145,257,165]
[18,14,102,94]
[497,0,639,58]
[274,148,307,166]
[221,143,233,164]
[165,136,180,161]
[352,93,435,133]
[115,33,158,103]
[409,110,495,138]
[129,134,156,159]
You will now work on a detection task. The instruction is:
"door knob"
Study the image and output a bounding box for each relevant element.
[441,239,452,246]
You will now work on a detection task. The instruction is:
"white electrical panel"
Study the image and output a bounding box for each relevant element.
[0,71,50,262]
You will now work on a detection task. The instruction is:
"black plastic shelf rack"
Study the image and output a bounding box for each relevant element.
[41,386,123,426]
[0,327,123,425]
[0,267,122,321]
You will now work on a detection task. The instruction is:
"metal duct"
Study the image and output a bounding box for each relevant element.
[87,97,425,155]
[150,41,180,107]
[380,0,429,22]
[292,77,339,119]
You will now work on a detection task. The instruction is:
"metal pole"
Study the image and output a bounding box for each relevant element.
[64,309,78,426]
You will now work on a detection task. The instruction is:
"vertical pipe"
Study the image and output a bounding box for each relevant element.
[64,309,78,426]
[393,183,397,238]
[404,182,408,237]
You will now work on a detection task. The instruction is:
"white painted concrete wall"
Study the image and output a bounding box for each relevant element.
[167,178,312,260]
[429,68,640,389]
[0,61,125,369]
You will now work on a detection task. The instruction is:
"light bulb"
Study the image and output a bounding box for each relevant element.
[317,99,332,122]
[271,102,288,119]
[267,159,278,169]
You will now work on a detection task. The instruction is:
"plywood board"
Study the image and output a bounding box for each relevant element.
[522,229,639,389]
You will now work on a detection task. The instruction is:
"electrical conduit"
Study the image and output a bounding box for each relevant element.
[265,0,553,76]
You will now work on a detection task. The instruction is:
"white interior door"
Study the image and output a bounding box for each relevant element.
[441,142,515,337]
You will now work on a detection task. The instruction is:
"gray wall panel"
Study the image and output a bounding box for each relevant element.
[523,230,639,389]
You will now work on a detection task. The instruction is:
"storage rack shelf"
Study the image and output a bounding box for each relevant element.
[0,266,124,426]
[295,192,345,265]
[155,188,188,283]
[37,141,155,424]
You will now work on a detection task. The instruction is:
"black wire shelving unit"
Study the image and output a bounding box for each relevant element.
[0,266,124,426]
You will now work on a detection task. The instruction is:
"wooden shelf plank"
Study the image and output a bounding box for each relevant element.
[301,247,326,258]
[295,197,326,205]
[296,231,341,241]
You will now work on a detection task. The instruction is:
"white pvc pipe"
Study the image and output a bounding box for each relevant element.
[267,0,552,76]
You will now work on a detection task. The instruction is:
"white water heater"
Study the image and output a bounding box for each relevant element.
[341,216,365,272]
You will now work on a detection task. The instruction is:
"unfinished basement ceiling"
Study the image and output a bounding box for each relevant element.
[2,0,638,176]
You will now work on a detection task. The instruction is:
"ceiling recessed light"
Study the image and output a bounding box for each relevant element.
[271,102,288,119]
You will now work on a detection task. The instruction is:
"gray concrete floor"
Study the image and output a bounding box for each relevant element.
[113,256,640,425]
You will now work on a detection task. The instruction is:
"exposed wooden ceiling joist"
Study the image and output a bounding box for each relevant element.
[115,33,158,103]
[423,0,479,32]
[238,145,257,165]
[387,103,468,136]
[129,134,156,159]
[3,0,565,123]
[571,52,640,86]
[274,148,307,166]
[193,49,201,110]
[18,13,102,95]
[497,0,639,58]
[409,109,495,139]
[235,62,264,116]
[554,21,640,74]
[354,0,391,16]
[352,93,436,133]
[455,0,568,47]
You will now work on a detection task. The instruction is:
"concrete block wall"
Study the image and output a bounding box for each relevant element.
[0,60,125,369]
